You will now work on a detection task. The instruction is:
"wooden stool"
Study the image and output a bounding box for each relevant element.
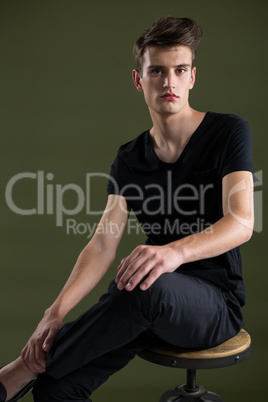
[138,329,251,401]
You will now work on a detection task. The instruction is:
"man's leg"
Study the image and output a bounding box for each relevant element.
[34,273,243,400]
[45,280,154,379]
[144,272,243,348]
[33,332,158,402]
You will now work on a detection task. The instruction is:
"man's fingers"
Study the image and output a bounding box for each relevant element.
[117,256,149,289]
[24,344,38,373]
[21,346,30,371]
[116,246,153,287]
[26,342,46,373]
[42,343,50,351]
[116,245,147,281]
[21,339,48,373]
[42,329,57,352]
[34,344,47,372]
[116,258,126,273]
[42,337,52,352]
[125,259,162,291]
[139,265,163,291]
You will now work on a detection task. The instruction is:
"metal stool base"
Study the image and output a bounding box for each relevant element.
[159,384,224,401]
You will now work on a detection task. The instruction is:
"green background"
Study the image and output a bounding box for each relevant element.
[1,0,267,401]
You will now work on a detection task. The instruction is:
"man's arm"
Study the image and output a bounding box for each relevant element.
[115,171,254,292]
[21,194,129,373]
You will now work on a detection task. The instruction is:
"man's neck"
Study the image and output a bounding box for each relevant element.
[149,107,206,163]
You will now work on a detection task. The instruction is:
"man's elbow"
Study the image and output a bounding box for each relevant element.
[242,226,254,243]
[238,217,254,244]
[228,211,254,244]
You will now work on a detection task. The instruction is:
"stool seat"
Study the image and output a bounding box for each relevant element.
[139,329,251,369]
[138,329,252,370]
[138,329,252,401]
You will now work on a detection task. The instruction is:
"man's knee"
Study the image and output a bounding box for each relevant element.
[108,279,150,305]
[107,279,153,320]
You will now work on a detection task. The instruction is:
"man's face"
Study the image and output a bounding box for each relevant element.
[133,45,196,117]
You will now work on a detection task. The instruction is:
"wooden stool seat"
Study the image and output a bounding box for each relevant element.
[139,328,251,370]
[138,329,252,401]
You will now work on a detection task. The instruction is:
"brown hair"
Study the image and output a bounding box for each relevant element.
[133,17,203,74]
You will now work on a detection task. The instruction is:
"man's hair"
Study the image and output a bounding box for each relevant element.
[133,17,203,74]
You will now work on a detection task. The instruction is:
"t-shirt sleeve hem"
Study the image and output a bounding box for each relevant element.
[221,163,254,178]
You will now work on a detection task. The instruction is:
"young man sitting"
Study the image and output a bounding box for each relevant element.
[0,16,254,402]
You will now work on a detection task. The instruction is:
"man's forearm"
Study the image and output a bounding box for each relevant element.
[46,241,116,320]
[170,171,254,265]
[116,210,253,293]
[170,212,253,265]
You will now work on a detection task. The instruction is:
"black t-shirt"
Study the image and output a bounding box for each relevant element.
[107,111,254,306]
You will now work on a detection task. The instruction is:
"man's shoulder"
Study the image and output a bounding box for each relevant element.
[117,130,148,155]
[204,112,250,143]
[208,111,248,127]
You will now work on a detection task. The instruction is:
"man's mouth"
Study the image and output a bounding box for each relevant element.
[160,92,179,100]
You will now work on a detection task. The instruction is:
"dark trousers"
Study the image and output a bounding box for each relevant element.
[32,272,243,401]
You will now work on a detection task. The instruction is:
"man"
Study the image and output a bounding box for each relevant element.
[0,16,254,401]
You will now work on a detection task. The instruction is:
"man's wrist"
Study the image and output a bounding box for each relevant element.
[168,237,190,266]
[44,305,65,322]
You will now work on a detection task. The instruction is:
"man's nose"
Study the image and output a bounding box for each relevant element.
[163,72,176,89]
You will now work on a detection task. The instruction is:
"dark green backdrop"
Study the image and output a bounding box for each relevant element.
[1,1,267,401]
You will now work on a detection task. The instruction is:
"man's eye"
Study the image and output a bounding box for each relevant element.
[151,68,163,75]
[177,68,186,74]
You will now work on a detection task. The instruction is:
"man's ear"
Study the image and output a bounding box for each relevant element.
[189,67,196,90]
[132,69,143,92]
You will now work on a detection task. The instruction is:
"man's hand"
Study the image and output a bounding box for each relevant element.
[115,244,182,291]
[21,311,63,373]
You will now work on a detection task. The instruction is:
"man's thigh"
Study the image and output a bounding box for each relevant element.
[147,272,243,348]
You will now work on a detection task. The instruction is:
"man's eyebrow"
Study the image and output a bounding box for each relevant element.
[147,64,192,69]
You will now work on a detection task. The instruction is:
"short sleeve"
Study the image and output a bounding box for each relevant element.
[221,118,254,178]
[107,155,121,195]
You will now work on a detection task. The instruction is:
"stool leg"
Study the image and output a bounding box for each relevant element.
[159,390,209,401]
[159,389,223,402]
[184,369,198,392]
[159,369,203,401]
[159,369,224,402]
